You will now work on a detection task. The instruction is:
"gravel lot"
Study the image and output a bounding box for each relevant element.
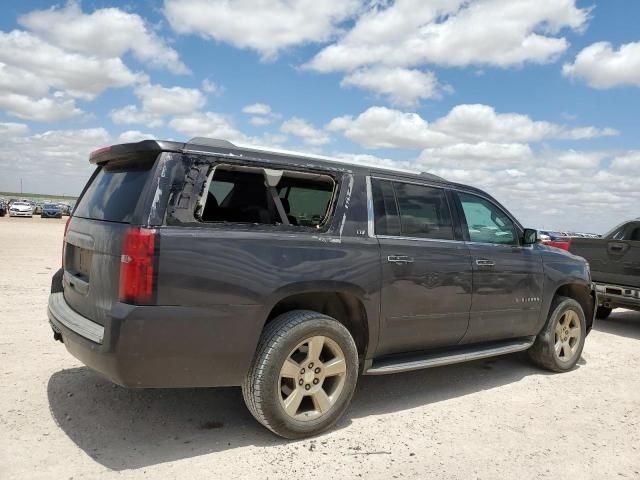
[1,216,639,479]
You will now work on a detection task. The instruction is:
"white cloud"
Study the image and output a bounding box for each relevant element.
[563,41,640,89]
[111,83,206,127]
[418,142,533,168]
[327,107,451,149]
[117,130,157,143]
[19,2,188,74]
[164,0,360,59]
[242,103,272,115]
[0,92,82,122]
[202,79,220,94]
[242,103,281,126]
[281,117,331,146]
[169,112,246,142]
[609,151,640,172]
[0,30,143,102]
[308,0,590,72]
[0,122,30,139]
[328,104,617,150]
[431,104,617,143]
[341,67,447,107]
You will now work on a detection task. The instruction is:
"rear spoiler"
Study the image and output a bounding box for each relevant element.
[89,140,184,165]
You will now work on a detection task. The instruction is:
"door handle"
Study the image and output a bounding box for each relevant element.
[475,259,495,267]
[387,255,414,264]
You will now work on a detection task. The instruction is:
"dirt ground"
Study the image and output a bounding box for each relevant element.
[0,216,638,479]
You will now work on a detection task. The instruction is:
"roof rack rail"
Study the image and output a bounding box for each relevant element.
[186,137,237,149]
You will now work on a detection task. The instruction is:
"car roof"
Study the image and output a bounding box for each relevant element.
[90,137,514,223]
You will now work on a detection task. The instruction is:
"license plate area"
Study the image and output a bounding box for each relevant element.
[65,244,93,281]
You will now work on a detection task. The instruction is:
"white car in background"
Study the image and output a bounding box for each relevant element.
[9,201,34,217]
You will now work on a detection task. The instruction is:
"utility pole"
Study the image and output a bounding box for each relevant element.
[20,178,23,195]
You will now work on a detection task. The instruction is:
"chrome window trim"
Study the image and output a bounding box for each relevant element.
[378,234,464,245]
[365,176,375,238]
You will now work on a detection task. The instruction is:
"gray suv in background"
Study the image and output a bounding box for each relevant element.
[48,138,596,438]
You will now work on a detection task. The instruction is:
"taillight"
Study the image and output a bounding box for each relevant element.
[62,216,71,267]
[119,228,156,304]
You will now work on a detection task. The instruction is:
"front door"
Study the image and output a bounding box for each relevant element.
[371,178,472,357]
[453,191,544,343]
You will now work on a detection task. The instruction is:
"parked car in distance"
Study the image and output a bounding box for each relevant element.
[9,201,34,217]
[33,203,43,215]
[538,230,571,251]
[41,203,63,219]
[0,199,7,217]
[569,218,640,319]
[48,138,596,439]
[58,203,71,216]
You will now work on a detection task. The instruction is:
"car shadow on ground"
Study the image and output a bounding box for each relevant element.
[593,309,640,340]
[48,352,556,471]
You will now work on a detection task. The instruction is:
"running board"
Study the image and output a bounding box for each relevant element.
[364,337,535,375]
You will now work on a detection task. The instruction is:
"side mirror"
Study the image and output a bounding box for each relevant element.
[523,228,538,245]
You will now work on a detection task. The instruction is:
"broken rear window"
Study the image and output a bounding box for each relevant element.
[197,164,336,228]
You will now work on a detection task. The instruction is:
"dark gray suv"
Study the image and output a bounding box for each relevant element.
[48,138,596,438]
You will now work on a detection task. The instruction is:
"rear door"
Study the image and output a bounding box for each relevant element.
[63,153,167,325]
[372,178,472,357]
[453,191,544,343]
[598,221,640,287]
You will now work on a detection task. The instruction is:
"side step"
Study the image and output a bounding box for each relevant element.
[364,337,535,375]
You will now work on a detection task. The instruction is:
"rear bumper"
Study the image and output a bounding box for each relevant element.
[47,290,264,388]
[594,282,640,311]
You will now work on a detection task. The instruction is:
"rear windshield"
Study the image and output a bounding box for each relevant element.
[74,161,154,223]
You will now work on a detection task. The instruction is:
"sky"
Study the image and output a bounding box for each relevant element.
[0,0,639,233]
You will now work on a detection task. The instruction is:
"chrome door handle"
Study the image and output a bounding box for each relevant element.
[475,259,495,267]
[388,255,414,264]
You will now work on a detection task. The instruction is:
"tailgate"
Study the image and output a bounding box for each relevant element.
[62,153,164,325]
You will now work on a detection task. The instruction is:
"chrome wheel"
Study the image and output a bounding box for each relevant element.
[554,309,581,362]
[278,335,347,421]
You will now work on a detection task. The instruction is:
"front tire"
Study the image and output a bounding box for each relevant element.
[242,310,358,439]
[528,296,586,372]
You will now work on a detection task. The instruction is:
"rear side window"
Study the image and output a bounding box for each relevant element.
[394,182,454,240]
[371,179,400,236]
[199,164,336,228]
[371,179,454,240]
[74,162,154,223]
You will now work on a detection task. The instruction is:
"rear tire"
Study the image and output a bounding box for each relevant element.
[528,296,586,372]
[595,306,612,320]
[242,310,358,439]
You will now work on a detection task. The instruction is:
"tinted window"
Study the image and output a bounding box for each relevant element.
[393,182,454,240]
[74,162,154,223]
[371,179,400,235]
[458,192,516,245]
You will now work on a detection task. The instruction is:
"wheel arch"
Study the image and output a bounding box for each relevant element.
[263,283,375,359]
[551,282,596,332]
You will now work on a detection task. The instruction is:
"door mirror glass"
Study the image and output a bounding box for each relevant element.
[523,228,537,245]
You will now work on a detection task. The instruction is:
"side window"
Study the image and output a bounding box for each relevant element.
[199,164,336,228]
[371,179,400,236]
[393,182,454,240]
[458,192,516,245]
